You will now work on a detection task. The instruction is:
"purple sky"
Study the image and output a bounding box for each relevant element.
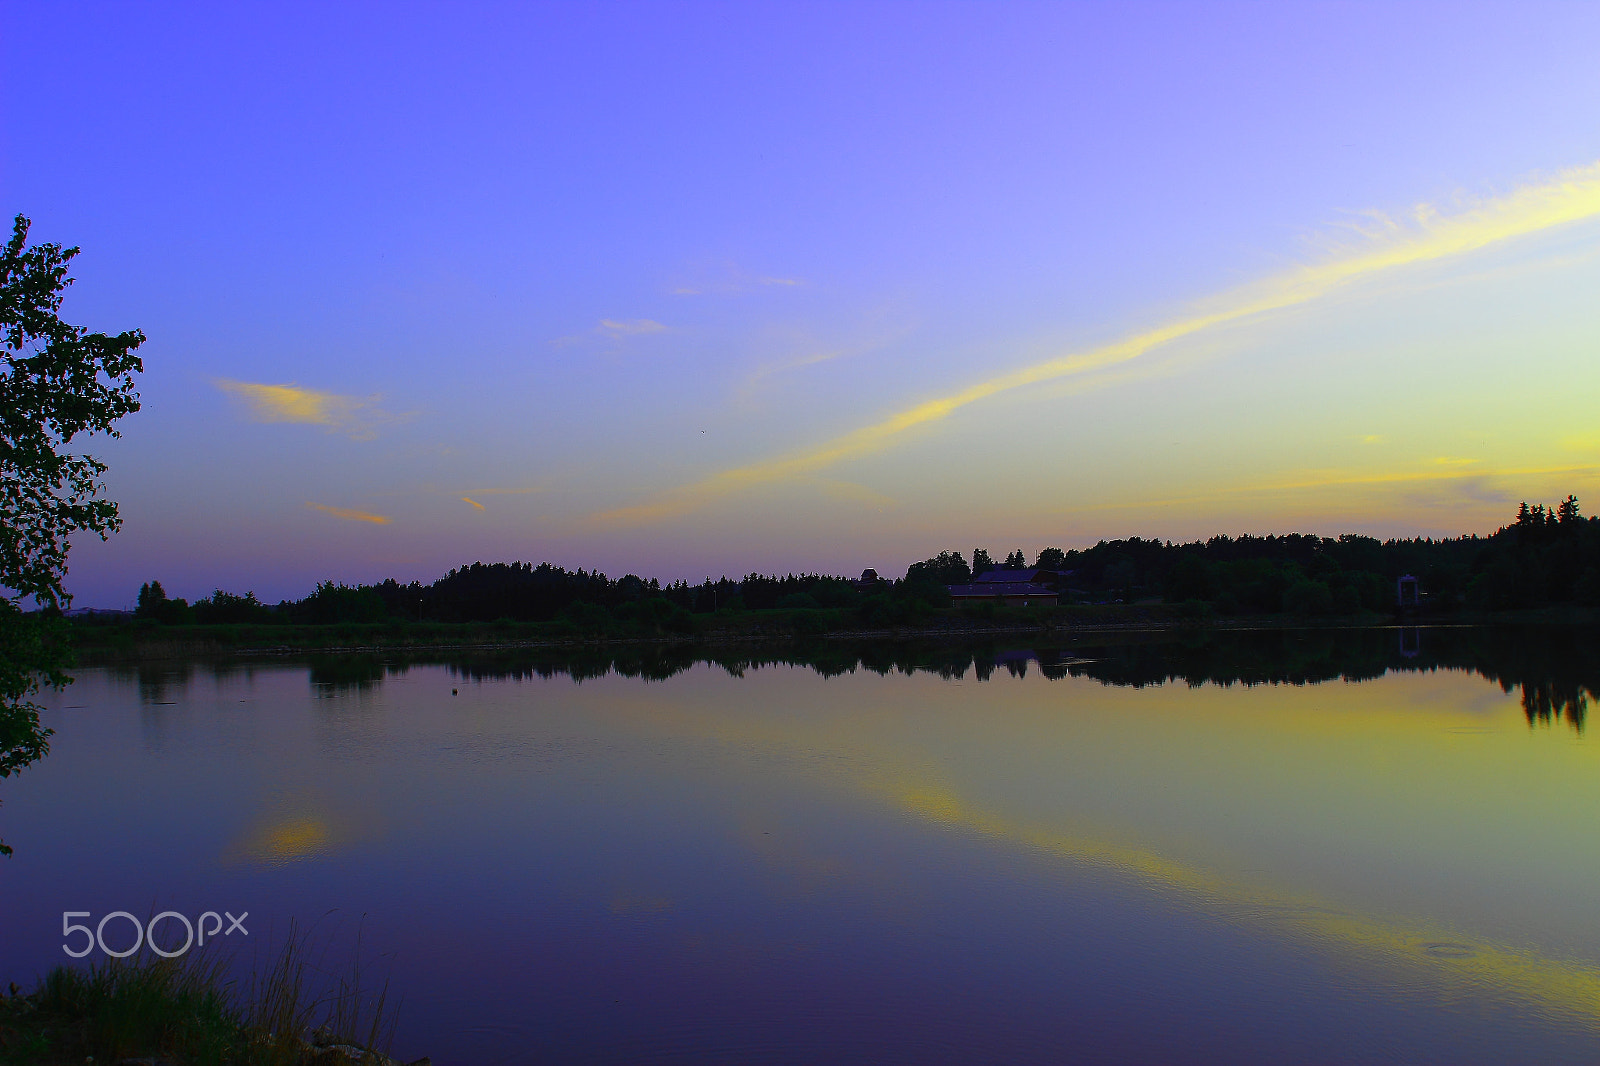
[4,2,1599,605]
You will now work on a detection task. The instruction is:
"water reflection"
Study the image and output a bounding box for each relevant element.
[308,654,391,695]
[18,624,1600,1063]
[889,780,1600,1029]
[274,625,1599,733]
[106,626,1599,736]
[1521,679,1588,731]
[116,661,194,705]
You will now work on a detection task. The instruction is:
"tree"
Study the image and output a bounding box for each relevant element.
[1,214,143,854]
[136,579,191,625]
[136,579,167,616]
[905,551,970,586]
[971,548,994,577]
[1035,547,1066,571]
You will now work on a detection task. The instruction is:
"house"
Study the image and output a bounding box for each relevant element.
[853,568,885,591]
[947,568,1059,607]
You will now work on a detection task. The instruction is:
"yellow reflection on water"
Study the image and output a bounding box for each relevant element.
[574,662,1600,1027]
[227,816,335,865]
[889,779,1600,1028]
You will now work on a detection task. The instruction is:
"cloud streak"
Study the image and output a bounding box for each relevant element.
[215,379,397,439]
[668,260,806,296]
[592,160,1600,526]
[461,496,485,510]
[598,318,667,338]
[1067,461,1596,516]
[307,502,392,525]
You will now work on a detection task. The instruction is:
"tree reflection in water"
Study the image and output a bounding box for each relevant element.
[232,624,1600,734]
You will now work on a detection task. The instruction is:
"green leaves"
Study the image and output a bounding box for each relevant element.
[2,213,144,607]
[1,214,141,853]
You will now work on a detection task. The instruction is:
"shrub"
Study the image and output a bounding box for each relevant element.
[1283,579,1334,616]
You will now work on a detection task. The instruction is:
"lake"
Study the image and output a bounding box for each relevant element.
[4,627,1599,1063]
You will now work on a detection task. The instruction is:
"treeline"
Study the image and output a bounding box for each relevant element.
[120,626,1600,734]
[133,562,933,631]
[128,497,1600,629]
[913,495,1599,615]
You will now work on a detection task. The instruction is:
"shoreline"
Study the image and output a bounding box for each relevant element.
[64,606,1599,665]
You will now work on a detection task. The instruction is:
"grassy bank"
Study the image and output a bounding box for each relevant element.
[66,602,1409,662]
[0,933,413,1066]
[66,602,1600,664]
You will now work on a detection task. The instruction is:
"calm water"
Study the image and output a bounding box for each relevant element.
[4,628,1600,1064]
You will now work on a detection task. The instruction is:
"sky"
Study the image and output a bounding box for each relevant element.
[3,1,1599,606]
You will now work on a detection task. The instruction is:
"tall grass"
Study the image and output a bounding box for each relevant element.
[1,921,402,1065]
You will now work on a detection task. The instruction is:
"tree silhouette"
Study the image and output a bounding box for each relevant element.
[1,214,143,855]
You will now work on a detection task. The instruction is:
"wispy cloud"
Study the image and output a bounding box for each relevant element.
[462,485,546,496]
[739,348,849,395]
[1067,462,1595,515]
[598,318,667,338]
[668,260,806,296]
[550,319,670,346]
[461,496,485,510]
[215,379,400,439]
[810,477,896,509]
[592,160,1600,526]
[1404,475,1513,510]
[736,313,917,402]
[307,502,392,525]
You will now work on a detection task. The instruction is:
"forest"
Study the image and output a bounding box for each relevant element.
[124,496,1600,629]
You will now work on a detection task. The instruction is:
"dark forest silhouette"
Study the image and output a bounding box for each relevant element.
[122,496,1600,629]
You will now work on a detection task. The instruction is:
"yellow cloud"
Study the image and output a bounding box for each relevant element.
[593,160,1600,526]
[462,496,485,510]
[214,379,396,439]
[307,502,392,525]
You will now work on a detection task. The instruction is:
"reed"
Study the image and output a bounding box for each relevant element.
[0,921,404,1065]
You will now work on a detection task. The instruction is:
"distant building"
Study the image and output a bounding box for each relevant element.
[853,568,885,591]
[947,568,1059,607]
